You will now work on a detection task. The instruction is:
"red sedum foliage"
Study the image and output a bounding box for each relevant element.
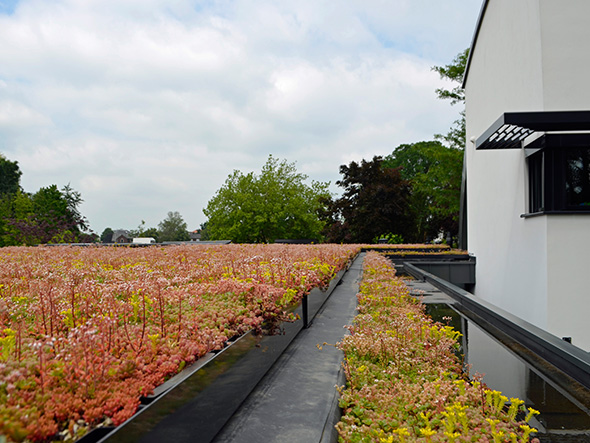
[0,244,359,442]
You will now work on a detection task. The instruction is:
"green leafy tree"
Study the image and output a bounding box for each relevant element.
[158,211,190,242]
[100,227,114,243]
[141,227,160,242]
[127,221,159,241]
[204,155,330,243]
[0,155,23,245]
[0,154,22,197]
[1,185,92,246]
[2,187,61,245]
[384,141,463,242]
[433,48,468,104]
[0,155,93,246]
[321,156,413,243]
[199,221,210,241]
[26,185,78,244]
[61,184,88,231]
[0,195,16,246]
[0,191,31,246]
[128,220,146,238]
[32,185,70,223]
[432,48,468,150]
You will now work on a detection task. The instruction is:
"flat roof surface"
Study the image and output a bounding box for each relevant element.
[213,255,363,443]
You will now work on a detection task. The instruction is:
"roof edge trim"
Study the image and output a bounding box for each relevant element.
[462,0,490,89]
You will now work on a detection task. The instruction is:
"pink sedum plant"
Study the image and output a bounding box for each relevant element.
[336,252,540,442]
[0,244,359,442]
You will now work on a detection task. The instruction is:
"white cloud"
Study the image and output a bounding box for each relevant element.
[0,0,482,233]
[0,99,51,128]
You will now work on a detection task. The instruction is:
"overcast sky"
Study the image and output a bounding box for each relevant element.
[0,0,482,235]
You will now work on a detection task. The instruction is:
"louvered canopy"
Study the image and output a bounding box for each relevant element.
[475,111,590,150]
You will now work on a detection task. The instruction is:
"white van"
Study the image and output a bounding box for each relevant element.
[132,237,156,244]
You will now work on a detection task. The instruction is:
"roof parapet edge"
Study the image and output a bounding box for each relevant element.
[462,0,490,89]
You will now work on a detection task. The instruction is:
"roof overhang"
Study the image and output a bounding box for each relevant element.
[475,111,590,150]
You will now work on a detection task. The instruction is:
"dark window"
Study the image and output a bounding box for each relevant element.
[526,134,590,213]
[528,150,544,213]
[564,148,590,208]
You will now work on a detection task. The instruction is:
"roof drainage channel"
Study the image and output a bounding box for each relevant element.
[403,262,590,392]
[402,275,590,439]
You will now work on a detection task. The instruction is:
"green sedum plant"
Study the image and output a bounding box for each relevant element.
[336,252,540,442]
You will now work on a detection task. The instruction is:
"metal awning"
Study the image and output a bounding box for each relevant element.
[475,110,590,150]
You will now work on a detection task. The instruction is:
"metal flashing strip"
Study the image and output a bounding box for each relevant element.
[475,110,590,150]
[461,0,489,89]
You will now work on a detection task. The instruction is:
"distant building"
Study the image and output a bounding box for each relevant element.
[463,0,590,350]
[189,230,202,242]
[112,230,131,244]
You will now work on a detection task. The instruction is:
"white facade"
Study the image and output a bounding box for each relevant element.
[464,0,590,350]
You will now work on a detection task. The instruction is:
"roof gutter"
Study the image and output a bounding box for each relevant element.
[404,262,590,391]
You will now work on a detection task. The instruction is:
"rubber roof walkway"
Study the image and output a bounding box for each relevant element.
[212,254,364,443]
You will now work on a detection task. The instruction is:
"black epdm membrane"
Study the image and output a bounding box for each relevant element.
[402,270,590,442]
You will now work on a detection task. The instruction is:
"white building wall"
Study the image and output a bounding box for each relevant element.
[465,0,590,350]
[546,216,590,350]
[539,0,590,350]
[539,0,590,110]
[465,0,548,328]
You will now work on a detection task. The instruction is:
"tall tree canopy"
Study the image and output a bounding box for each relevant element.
[432,48,468,150]
[432,48,468,105]
[0,154,22,197]
[1,185,92,245]
[158,211,190,242]
[321,156,412,244]
[204,155,330,243]
[320,50,468,245]
[384,141,463,242]
[100,227,114,243]
[0,153,93,246]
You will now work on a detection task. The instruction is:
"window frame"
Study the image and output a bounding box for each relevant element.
[524,134,590,216]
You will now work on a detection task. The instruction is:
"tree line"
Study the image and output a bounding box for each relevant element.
[100,211,192,243]
[0,49,467,247]
[0,155,193,246]
[0,155,94,246]
[204,139,462,245]
[204,49,467,245]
